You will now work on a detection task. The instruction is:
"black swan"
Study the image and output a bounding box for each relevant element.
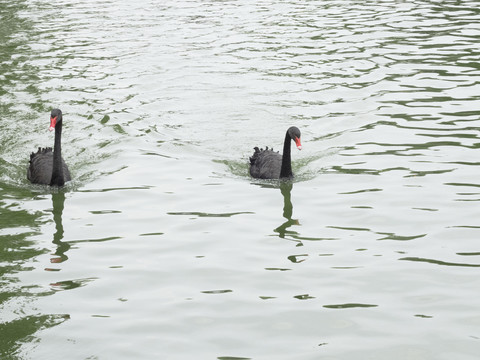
[27,109,71,186]
[249,126,302,179]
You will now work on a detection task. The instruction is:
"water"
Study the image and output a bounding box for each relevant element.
[1,0,479,359]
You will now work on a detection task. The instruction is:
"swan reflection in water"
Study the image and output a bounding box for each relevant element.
[48,192,92,292]
[274,182,301,241]
[49,191,70,264]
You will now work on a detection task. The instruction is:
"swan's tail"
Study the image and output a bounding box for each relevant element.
[250,146,279,165]
[250,146,270,165]
[30,147,53,161]
[249,147,261,165]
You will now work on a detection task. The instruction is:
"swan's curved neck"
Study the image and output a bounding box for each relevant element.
[280,131,293,179]
[50,120,65,186]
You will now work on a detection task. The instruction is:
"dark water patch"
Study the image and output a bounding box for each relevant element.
[0,314,69,359]
[265,267,291,272]
[444,182,480,188]
[399,256,480,268]
[339,188,382,195]
[213,159,249,178]
[201,289,233,295]
[357,140,479,154]
[327,226,426,242]
[274,234,339,242]
[89,210,122,215]
[78,185,153,193]
[444,182,480,201]
[328,226,371,232]
[323,303,378,309]
[140,150,179,160]
[68,236,122,244]
[139,232,164,237]
[414,314,433,319]
[377,233,426,241]
[0,193,48,310]
[287,254,308,263]
[453,198,480,202]
[405,168,455,178]
[444,161,480,166]
[419,131,480,141]
[294,294,315,300]
[49,277,97,292]
[168,211,253,218]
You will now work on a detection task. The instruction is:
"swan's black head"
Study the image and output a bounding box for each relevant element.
[49,108,63,131]
[287,126,302,150]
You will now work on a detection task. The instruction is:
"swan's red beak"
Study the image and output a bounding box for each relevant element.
[49,116,57,131]
[294,136,302,150]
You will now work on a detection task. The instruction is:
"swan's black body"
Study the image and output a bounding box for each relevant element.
[249,126,302,180]
[27,109,71,186]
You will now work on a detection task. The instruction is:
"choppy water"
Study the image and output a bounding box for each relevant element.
[1,0,479,359]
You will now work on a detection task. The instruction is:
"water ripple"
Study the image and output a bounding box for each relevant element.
[1,1,480,358]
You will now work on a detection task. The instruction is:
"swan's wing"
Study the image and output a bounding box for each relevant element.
[27,148,53,184]
[249,149,282,179]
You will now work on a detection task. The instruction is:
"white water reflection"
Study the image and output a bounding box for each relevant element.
[0,0,479,359]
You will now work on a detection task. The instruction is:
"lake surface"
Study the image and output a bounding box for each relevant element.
[1,0,479,359]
